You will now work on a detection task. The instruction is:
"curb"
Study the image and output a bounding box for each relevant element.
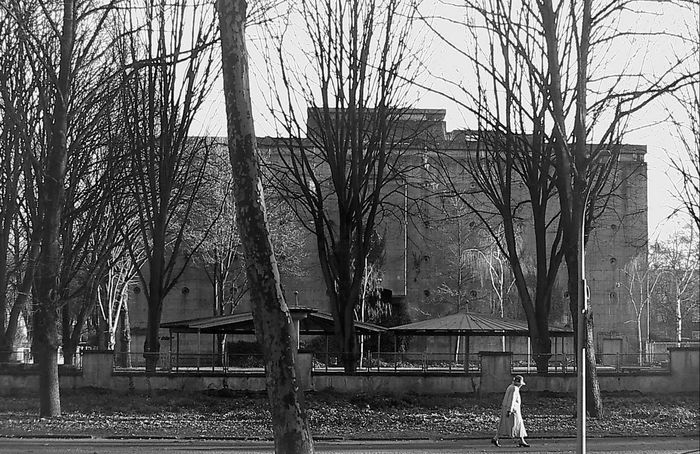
[1,434,697,441]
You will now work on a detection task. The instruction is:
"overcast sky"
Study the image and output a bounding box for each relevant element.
[192,0,698,243]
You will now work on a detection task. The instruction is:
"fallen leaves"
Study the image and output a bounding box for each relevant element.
[0,390,696,439]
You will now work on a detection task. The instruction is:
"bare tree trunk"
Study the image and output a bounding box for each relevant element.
[32,286,61,417]
[0,204,12,358]
[540,0,604,418]
[340,303,358,373]
[636,316,643,365]
[97,308,108,351]
[216,334,227,367]
[144,280,163,373]
[144,235,166,372]
[118,304,132,367]
[676,295,682,345]
[216,0,314,452]
[0,237,39,362]
[62,304,75,365]
[32,0,76,417]
[565,254,604,417]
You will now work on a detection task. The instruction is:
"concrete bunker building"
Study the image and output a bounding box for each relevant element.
[127,108,648,361]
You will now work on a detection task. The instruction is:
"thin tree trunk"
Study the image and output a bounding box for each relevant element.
[675,295,682,345]
[216,1,314,452]
[636,316,643,365]
[540,0,604,418]
[0,238,39,362]
[118,303,132,367]
[62,301,74,365]
[145,240,165,372]
[144,285,163,373]
[566,253,604,417]
[32,0,75,417]
[338,297,358,374]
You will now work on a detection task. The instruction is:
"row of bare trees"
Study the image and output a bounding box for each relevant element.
[0,0,126,416]
[419,0,698,416]
[0,0,302,417]
[1,0,697,450]
[217,0,698,447]
[619,223,699,361]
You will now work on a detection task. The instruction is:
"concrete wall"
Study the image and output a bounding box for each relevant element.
[125,121,650,359]
[1,347,696,396]
[314,373,479,395]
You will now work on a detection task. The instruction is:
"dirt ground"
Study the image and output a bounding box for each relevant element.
[0,389,697,440]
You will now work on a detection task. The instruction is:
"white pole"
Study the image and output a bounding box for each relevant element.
[577,208,587,454]
[403,180,408,296]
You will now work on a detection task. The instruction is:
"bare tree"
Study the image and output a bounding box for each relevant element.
[617,255,662,364]
[58,98,134,366]
[112,0,218,372]
[189,143,308,361]
[649,225,699,344]
[616,223,698,359]
[217,0,314,451]
[667,0,699,231]
[536,0,697,416]
[430,200,480,315]
[0,8,42,363]
[97,224,144,357]
[426,0,567,373]
[1,0,120,416]
[265,0,424,373]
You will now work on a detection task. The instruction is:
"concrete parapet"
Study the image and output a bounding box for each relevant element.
[313,373,478,395]
[479,351,512,395]
[81,350,114,388]
[0,347,697,396]
[669,346,699,392]
[296,351,313,391]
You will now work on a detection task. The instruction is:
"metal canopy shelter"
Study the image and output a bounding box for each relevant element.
[389,312,574,370]
[390,312,573,337]
[161,307,387,336]
[161,307,387,367]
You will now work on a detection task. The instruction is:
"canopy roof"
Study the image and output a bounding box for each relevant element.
[161,307,387,336]
[390,312,573,337]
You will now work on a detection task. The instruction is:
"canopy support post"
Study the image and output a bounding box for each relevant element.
[168,330,172,370]
[176,333,180,372]
[463,334,469,373]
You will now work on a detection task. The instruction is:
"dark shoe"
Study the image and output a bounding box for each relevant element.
[518,441,530,447]
[491,437,500,447]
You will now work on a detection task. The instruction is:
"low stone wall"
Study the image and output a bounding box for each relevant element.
[314,372,480,395]
[312,349,698,395]
[1,347,697,396]
[111,373,268,393]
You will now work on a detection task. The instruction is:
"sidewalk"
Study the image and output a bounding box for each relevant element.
[0,435,698,453]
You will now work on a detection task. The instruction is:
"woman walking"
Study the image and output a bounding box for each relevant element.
[491,375,529,447]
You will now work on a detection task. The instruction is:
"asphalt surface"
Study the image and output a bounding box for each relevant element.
[0,437,697,453]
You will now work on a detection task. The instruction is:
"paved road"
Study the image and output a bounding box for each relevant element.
[0,437,697,453]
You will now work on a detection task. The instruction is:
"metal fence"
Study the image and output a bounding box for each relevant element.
[510,353,576,374]
[0,348,82,368]
[51,350,670,374]
[112,352,265,372]
[509,352,671,374]
[595,352,670,373]
[0,349,33,365]
[312,351,482,373]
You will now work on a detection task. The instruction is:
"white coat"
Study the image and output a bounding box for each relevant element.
[496,383,527,438]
